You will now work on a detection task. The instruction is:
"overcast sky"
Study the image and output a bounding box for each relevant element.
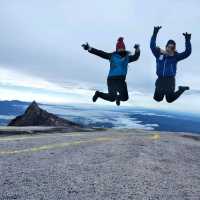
[0,0,199,112]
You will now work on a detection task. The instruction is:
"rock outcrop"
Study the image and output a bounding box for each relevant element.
[8,101,81,128]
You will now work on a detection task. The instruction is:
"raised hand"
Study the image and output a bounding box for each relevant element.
[183,32,191,41]
[82,43,90,50]
[134,44,140,52]
[153,26,162,34]
[134,44,140,51]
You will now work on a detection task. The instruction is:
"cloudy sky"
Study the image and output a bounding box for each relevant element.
[0,0,199,112]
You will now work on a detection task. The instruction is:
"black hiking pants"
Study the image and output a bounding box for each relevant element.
[97,76,129,102]
[154,77,185,103]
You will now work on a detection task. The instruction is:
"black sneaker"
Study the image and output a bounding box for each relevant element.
[92,91,99,102]
[179,86,190,91]
[116,97,120,106]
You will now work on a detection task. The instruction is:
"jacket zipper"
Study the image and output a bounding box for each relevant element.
[171,64,173,75]
[163,57,166,77]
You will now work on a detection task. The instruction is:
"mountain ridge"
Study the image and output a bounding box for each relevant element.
[8,101,81,128]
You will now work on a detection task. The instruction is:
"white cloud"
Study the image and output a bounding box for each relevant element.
[0,66,94,104]
[0,66,200,113]
[0,66,66,92]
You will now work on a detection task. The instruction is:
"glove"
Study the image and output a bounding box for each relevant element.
[82,43,90,51]
[134,44,140,50]
[183,32,191,41]
[153,26,162,35]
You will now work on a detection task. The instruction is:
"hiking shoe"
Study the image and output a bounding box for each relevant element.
[179,86,190,91]
[92,91,99,102]
[116,97,120,106]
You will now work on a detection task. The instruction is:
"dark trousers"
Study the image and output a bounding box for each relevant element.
[154,77,185,103]
[97,77,129,102]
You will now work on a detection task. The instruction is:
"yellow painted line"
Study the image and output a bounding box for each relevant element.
[0,136,119,155]
[0,133,87,142]
[149,134,161,140]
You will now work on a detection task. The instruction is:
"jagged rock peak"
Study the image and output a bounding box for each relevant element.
[8,101,81,128]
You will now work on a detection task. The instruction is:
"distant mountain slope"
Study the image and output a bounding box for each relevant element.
[8,101,81,128]
[0,100,29,115]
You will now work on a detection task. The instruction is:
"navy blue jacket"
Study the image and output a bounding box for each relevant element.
[88,48,140,78]
[150,33,192,77]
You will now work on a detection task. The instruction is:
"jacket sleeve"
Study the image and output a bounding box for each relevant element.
[128,50,140,63]
[150,33,160,58]
[176,40,192,61]
[88,47,112,60]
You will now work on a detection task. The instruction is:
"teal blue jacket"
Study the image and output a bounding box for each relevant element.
[88,48,140,78]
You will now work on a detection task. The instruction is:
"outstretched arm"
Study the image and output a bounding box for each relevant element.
[176,33,192,61]
[129,44,140,63]
[88,48,112,60]
[150,26,162,58]
[82,43,111,60]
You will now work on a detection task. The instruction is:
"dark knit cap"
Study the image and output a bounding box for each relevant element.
[166,40,176,47]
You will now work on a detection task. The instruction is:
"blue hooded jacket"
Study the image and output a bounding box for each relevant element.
[150,33,192,77]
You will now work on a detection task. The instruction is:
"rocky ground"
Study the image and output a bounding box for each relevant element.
[0,128,200,200]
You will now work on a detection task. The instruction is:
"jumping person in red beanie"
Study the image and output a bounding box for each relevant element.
[82,37,140,106]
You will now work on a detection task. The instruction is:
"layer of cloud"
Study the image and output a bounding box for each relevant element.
[0,66,200,114]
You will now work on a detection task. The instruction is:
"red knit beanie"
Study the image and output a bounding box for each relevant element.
[116,37,126,50]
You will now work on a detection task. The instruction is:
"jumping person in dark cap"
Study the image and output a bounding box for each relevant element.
[82,37,140,106]
[150,26,192,103]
